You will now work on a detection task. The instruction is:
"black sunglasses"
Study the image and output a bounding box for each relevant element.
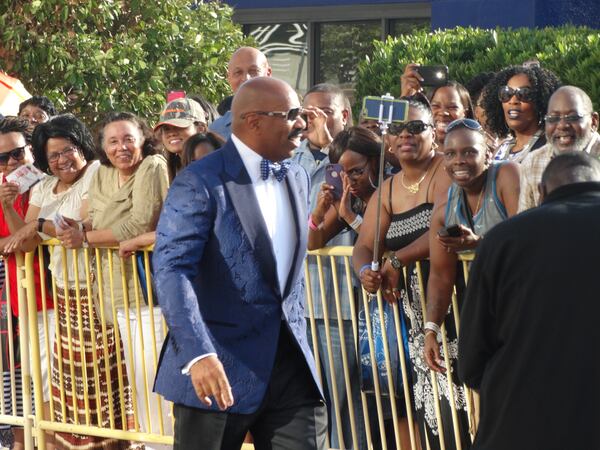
[241,107,303,122]
[498,86,535,103]
[388,120,432,136]
[0,146,27,165]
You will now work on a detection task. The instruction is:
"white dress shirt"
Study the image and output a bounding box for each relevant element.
[183,134,296,374]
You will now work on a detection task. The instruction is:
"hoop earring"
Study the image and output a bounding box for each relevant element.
[369,174,378,189]
[432,141,439,151]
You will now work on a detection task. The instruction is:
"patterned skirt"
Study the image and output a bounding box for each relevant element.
[52,285,143,450]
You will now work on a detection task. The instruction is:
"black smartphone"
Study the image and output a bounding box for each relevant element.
[325,164,344,199]
[438,224,461,238]
[417,65,449,87]
[301,113,309,131]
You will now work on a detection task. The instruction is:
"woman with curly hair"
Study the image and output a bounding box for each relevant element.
[481,65,561,163]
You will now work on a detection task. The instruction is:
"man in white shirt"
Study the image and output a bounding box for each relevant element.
[153,77,327,450]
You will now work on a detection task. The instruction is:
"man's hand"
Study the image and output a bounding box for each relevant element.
[423,331,446,373]
[189,355,234,410]
[303,106,333,149]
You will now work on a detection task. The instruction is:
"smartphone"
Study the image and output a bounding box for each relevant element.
[362,97,409,123]
[325,164,344,200]
[417,65,449,87]
[301,113,309,131]
[167,90,186,103]
[438,224,461,238]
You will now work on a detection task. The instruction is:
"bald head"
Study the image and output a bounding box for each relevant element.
[539,151,600,201]
[227,47,272,94]
[549,86,594,115]
[231,77,304,161]
[545,85,599,153]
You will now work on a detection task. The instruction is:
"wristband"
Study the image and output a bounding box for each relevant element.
[348,214,363,231]
[308,215,323,231]
[37,218,46,233]
[359,263,371,278]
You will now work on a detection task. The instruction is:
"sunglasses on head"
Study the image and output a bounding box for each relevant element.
[388,120,432,136]
[0,146,27,165]
[498,85,535,103]
[446,118,483,134]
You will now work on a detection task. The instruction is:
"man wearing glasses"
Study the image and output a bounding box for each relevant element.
[153,77,326,450]
[519,85,600,211]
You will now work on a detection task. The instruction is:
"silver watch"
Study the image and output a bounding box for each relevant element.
[389,254,402,271]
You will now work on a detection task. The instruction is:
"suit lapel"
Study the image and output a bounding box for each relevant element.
[221,141,281,297]
[282,165,308,298]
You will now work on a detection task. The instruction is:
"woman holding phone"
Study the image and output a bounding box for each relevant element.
[421,118,519,449]
[401,64,474,152]
[353,94,452,450]
[308,126,381,249]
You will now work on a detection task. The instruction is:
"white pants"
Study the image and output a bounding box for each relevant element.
[117,306,173,450]
[35,309,55,402]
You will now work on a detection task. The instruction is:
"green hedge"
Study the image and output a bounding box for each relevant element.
[356,26,600,112]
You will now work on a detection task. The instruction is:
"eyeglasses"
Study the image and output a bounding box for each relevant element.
[240,107,303,122]
[498,86,535,103]
[446,118,483,133]
[345,161,370,180]
[0,146,27,165]
[544,113,589,124]
[388,120,432,136]
[47,146,79,163]
[19,111,49,123]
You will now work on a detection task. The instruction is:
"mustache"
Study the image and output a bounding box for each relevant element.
[288,128,303,139]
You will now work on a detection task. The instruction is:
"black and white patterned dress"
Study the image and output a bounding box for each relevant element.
[384,180,471,450]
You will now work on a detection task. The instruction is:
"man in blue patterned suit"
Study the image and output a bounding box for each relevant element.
[153,77,327,450]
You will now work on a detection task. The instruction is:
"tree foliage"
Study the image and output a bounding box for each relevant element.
[356,26,600,112]
[0,0,248,124]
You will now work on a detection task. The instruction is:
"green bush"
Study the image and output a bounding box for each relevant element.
[0,0,250,124]
[356,26,600,112]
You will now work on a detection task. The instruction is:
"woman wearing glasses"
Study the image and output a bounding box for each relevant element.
[0,117,55,450]
[353,94,452,450]
[422,118,520,448]
[4,114,136,449]
[481,65,561,163]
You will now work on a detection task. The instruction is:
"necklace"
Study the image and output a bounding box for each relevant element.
[473,186,484,217]
[400,170,428,194]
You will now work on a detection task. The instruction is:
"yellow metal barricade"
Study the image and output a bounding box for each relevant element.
[10,239,477,450]
[306,247,478,450]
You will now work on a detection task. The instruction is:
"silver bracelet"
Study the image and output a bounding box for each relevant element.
[349,214,363,231]
[424,321,441,337]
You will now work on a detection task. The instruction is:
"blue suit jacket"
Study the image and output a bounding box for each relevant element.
[153,139,321,413]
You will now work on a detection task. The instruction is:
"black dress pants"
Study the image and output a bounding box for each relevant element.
[173,324,327,450]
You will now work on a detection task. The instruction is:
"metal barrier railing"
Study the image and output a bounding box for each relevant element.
[305,246,478,450]
[0,242,476,450]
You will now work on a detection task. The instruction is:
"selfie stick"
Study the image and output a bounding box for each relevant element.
[371,93,395,273]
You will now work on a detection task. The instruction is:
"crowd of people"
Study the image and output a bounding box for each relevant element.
[0,43,598,450]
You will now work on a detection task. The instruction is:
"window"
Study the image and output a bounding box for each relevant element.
[390,18,430,36]
[246,23,309,93]
[317,21,380,88]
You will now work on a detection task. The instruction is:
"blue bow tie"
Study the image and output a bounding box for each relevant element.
[260,159,290,182]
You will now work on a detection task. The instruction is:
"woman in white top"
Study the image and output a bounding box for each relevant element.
[9,114,138,450]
